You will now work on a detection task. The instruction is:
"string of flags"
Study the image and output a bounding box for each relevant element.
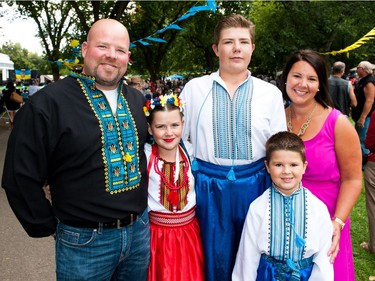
[130,0,217,48]
[55,39,82,70]
[320,27,375,56]
[54,0,217,69]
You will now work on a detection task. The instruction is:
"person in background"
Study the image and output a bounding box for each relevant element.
[128,75,145,94]
[2,19,150,280]
[233,131,333,281]
[362,110,375,254]
[144,93,204,281]
[281,49,362,281]
[27,79,42,97]
[349,72,359,87]
[2,80,22,125]
[329,61,357,116]
[352,61,375,160]
[180,14,286,281]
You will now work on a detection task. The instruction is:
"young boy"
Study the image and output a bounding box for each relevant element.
[232,131,333,281]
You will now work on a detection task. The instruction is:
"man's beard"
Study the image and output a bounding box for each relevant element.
[94,65,123,88]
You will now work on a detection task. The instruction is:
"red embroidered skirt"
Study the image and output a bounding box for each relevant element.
[147,208,204,281]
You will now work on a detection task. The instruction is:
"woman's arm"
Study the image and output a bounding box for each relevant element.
[334,115,362,221]
[328,115,362,262]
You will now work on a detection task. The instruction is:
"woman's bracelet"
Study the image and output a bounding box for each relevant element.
[332,216,345,230]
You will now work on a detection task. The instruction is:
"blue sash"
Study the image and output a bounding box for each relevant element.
[256,254,314,281]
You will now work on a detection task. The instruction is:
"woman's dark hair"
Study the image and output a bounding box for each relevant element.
[6,81,15,91]
[279,49,333,108]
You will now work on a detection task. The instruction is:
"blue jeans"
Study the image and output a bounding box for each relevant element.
[55,209,150,281]
[355,116,371,155]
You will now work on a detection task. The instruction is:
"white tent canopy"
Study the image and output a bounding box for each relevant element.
[0,53,14,83]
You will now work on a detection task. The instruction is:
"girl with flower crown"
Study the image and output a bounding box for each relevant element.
[144,94,204,281]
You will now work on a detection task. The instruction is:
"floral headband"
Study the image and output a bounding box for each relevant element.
[143,93,184,117]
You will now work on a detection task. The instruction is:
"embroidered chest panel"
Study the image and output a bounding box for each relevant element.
[269,187,308,261]
[71,73,141,194]
[212,79,253,160]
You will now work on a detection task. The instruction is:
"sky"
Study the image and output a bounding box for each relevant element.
[0,5,43,55]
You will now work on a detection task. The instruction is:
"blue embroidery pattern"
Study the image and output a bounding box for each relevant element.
[269,186,307,261]
[212,78,253,160]
[70,73,141,194]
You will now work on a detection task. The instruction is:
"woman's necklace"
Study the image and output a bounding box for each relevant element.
[287,102,317,137]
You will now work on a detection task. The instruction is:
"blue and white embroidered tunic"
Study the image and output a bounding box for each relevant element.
[232,185,334,281]
[180,70,286,165]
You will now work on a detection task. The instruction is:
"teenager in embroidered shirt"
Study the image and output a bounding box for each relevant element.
[180,14,286,281]
[233,131,333,281]
[144,94,204,281]
[281,49,362,281]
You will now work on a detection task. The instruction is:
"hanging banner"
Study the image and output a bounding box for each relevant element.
[321,27,375,56]
[131,0,217,48]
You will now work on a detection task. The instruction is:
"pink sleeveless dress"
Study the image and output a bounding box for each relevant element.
[302,108,355,281]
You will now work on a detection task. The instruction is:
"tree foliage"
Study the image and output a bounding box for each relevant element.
[1,1,375,80]
[0,42,50,82]
[127,1,250,79]
[12,0,76,81]
[126,1,195,80]
[0,42,36,70]
[248,0,375,75]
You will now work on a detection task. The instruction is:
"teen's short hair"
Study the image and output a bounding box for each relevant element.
[213,14,255,46]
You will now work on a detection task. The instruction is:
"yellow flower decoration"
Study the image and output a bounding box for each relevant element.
[159,95,168,106]
[124,152,133,162]
[172,94,179,106]
[70,39,80,47]
[143,106,150,116]
[143,93,184,117]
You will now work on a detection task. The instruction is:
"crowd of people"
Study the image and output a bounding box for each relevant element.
[1,14,375,281]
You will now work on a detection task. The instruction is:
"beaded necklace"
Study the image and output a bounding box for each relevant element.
[287,102,317,137]
[154,145,190,210]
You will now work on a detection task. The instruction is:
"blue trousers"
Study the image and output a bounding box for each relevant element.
[193,158,271,281]
[55,209,150,281]
[355,116,371,155]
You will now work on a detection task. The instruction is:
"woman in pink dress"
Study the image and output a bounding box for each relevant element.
[280,49,362,281]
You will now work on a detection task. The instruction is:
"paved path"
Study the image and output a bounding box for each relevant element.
[0,121,55,281]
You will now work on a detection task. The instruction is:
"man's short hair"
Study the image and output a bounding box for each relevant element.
[332,61,345,75]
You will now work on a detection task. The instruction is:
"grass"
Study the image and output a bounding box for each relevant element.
[351,179,375,280]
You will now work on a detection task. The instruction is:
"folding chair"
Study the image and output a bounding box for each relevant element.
[0,104,12,127]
